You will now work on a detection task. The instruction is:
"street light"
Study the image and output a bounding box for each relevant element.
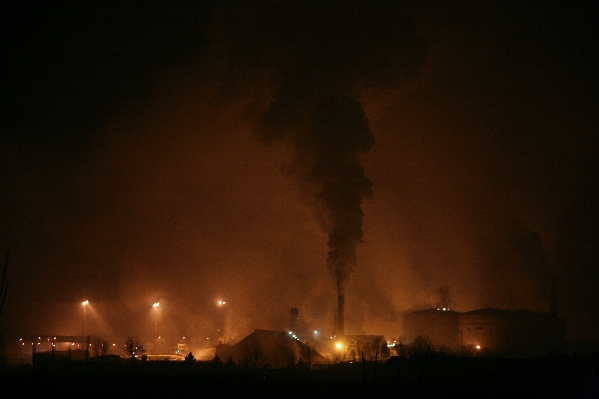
[153,302,160,353]
[335,341,344,364]
[82,300,89,336]
[216,300,227,344]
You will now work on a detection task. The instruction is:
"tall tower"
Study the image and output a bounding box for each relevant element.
[290,308,298,333]
[337,294,345,336]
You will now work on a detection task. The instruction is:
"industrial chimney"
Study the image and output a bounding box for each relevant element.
[337,294,345,336]
[290,308,298,333]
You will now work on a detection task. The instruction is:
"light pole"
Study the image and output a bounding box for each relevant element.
[153,302,160,354]
[82,300,89,336]
[217,300,227,344]
[335,341,343,364]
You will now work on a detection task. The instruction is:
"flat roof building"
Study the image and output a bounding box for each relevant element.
[403,308,565,357]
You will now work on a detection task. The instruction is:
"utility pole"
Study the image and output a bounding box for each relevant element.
[153,302,160,353]
[82,300,89,336]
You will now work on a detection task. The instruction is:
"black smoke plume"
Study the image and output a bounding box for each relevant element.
[217,1,426,291]
[308,96,374,293]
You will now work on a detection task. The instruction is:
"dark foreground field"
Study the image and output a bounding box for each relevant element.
[1,355,598,398]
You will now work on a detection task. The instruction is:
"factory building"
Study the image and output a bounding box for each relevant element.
[403,308,566,357]
[217,329,327,368]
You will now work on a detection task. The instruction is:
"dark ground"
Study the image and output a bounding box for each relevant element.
[1,355,598,398]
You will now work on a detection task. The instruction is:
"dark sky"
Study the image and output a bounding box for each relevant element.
[1,1,597,348]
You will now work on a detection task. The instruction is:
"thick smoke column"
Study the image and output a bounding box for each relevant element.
[264,95,374,336]
[309,96,374,334]
[309,96,374,294]
[216,1,426,334]
[262,95,373,336]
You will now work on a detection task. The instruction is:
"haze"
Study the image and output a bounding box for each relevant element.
[1,1,597,350]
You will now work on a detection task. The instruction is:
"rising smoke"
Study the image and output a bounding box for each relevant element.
[218,1,427,293]
[305,95,373,294]
[262,94,374,294]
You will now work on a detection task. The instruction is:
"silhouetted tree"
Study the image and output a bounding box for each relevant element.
[225,356,235,368]
[124,336,143,361]
[184,352,195,364]
[410,335,433,357]
[392,336,409,357]
[91,337,109,358]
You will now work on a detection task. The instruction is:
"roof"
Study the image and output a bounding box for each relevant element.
[463,308,560,319]
[218,329,327,368]
[403,308,461,317]
[405,308,558,318]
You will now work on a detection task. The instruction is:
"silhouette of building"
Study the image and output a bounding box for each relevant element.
[218,329,327,368]
[403,308,565,356]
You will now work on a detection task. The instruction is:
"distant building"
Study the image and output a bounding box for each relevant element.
[218,329,327,368]
[403,308,566,357]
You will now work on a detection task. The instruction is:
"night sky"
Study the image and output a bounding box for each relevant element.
[1,1,597,349]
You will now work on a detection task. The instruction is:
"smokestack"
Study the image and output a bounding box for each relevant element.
[290,308,298,332]
[337,294,345,336]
